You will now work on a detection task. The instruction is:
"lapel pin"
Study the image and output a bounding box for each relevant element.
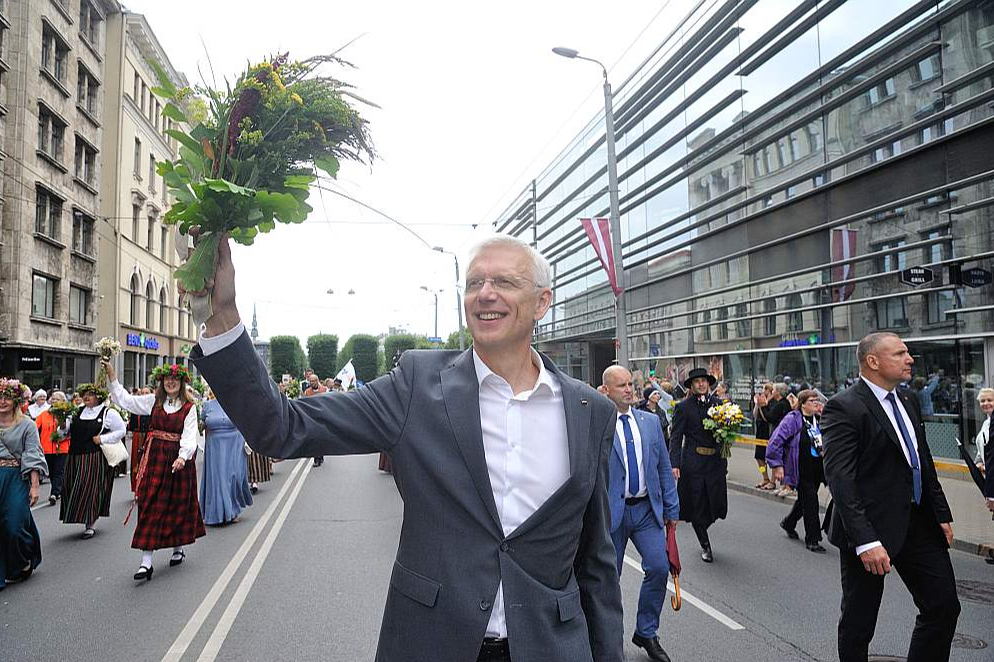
[581,399,588,406]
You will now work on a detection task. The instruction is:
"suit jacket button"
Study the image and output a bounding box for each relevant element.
[480,599,491,610]
[500,541,509,552]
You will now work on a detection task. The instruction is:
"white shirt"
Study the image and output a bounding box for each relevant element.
[108,381,199,461]
[616,409,646,498]
[28,402,50,420]
[856,376,923,556]
[65,404,126,445]
[474,349,569,638]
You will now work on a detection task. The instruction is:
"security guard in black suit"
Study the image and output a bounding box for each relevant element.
[669,368,727,562]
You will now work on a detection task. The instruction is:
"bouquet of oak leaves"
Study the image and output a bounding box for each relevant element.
[152,53,375,304]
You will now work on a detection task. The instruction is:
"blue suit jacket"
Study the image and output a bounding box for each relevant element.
[609,408,680,532]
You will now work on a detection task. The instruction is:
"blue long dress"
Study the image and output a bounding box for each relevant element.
[199,400,253,525]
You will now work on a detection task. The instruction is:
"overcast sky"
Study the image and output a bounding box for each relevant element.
[124,0,693,345]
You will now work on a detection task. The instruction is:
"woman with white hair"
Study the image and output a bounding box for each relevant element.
[975,387,994,473]
[35,391,69,505]
[27,390,49,420]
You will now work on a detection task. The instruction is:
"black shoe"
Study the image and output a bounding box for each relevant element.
[169,550,186,567]
[631,634,672,662]
[251,483,259,494]
[133,566,153,581]
[779,518,799,540]
[806,542,827,553]
[48,495,57,506]
[701,544,713,563]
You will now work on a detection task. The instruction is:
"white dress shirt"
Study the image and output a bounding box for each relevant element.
[66,404,127,445]
[474,349,569,638]
[109,381,199,461]
[856,376,923,556]
[616,409,646,498]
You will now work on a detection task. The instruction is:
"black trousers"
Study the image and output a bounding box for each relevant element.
[45,453,67,497]
[692,521,710,548]
[476,639,511,662]
[783,476,822,544]
[838,504,960,662]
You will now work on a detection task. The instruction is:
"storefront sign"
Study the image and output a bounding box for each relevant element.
[126,333,160,351]
[779,333,836,348]
[961,267,992,288]
[18,349,43,370]
[900,266,934,287]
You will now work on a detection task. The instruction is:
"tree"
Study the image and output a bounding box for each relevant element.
[347,334,379,383]
[269,335,304,379]
[307,334,339,379]
[336,336,355,374]
[444,329,471,350]
[382,334,418,374]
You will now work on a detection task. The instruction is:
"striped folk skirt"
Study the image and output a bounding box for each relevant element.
[246,452,273,484]
[60,452,114,525]
[132,437,206,551]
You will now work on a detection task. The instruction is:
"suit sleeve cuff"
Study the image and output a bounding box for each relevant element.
[855,541,883,556]
[198,322,246,356]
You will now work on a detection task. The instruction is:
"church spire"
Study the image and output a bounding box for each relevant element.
[250,303,259,340]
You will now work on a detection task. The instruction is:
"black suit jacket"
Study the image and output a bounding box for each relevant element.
[822,379,952,557]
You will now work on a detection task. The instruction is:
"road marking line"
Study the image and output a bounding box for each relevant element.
[623,555,745,631]
[195,460,313,661]
[161,458,308,662]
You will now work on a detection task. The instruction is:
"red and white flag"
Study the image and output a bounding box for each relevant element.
[830,228,858,303]
[580,218,621,296]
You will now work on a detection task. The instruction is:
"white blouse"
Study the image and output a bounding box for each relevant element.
[65,404,126,445]
[109,381,199,461]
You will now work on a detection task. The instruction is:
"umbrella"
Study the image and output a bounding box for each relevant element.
[955,438,993,522]
[665,520,682,611]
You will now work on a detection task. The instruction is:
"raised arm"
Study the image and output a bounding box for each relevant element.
[108,380,156,416]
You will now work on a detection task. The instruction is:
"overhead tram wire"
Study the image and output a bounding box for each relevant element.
[313,178,435,251]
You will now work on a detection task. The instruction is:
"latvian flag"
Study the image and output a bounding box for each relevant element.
[580,218,622,296]
[830,228,858,303]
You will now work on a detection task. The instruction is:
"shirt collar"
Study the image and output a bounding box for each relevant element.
[616,407,633,420]
[473,348,559,397]
[860,375,894,402]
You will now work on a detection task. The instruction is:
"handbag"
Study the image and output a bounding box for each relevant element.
[100,440,129,467]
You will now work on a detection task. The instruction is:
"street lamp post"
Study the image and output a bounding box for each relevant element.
[433,247,465,350]
[552,46,628,367]
[420,286,441,339]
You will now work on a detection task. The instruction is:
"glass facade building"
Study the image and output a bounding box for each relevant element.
[493,0,994,459]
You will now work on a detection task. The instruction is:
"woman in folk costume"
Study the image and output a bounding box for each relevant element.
[0,378,48,589]
[60,383,126,539]
[104,361,205,581]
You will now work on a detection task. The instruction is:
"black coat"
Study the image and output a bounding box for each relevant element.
[822,379,952,556]
[669,394,727,525]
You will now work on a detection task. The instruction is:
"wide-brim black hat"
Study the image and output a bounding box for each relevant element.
[683,367,717,389]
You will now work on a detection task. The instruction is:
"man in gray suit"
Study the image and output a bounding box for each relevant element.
[188,234,623,662]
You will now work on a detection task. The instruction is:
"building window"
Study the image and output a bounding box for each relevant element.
[69,285,90,325]
[877,240,907,272]
[78,0,101,47]
[133,138,142,178]
[130,274,141,326]
[38,105,67,163]
[149,154,157,194]
[132,203,141,241]
[147,213,156,251]
[763,298,777,336]
[717,307,729,340]
[786,293,803,332]
[74,137,97,186]
[865,78,896,107]
[876,297,908,328]
[77,63,100,115]
[776,138,791,167]
[700,309,712,342]
[35,187,63,240]
[159,287,168,334]
[145,281,155,329]
[762,145,775,173]
[789,134,802,161]
[32,274,58,318]
[133,71,140,103]
[41,24,69,83]
[912,54,940,83]
[922,226,952,264]
[72,210,95,255]
[735,303,749,338]
[177,294,187,339]
[160,225,168,257]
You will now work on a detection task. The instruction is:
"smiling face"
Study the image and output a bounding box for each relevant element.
[979,391,994,416]
[0,395,14,415]
[163,376,182,396]
[82,393,100,408]
[464,244,552,355]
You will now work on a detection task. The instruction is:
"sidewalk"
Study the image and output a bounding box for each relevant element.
[726,442,994,558]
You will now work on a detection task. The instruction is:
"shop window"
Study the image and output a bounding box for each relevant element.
[69,285,90,325]
[123,351,137,389]
[32,273,57,318]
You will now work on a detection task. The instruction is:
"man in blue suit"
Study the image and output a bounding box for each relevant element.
[602,366,680,662]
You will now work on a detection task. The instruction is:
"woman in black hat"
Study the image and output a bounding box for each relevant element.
[669,367,727,563]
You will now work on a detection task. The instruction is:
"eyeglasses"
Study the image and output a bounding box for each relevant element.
[464,275,537,293]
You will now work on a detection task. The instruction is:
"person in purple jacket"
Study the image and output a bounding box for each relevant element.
[765,389,827,553]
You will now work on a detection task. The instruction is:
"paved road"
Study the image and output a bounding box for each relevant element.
[3,454,992,661]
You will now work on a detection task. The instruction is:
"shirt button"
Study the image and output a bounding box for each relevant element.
[500,542,509,552]
[480,599,492,610]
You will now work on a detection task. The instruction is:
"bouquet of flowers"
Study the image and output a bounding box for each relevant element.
[283,379,301,400]
[94,337,122,388]
[48,400,77,444]
[702,401,745,459]
[152,52,375,293]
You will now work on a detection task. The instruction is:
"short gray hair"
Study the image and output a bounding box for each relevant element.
[467,235,552,288]
[978,387,994,401]
[774,382,789,397]
[856,332,900,366]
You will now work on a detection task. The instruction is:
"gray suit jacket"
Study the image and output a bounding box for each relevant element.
[191,331,623,662]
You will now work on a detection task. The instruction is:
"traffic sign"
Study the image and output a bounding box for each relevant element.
[961,267,992,288]
[900,266,934,287]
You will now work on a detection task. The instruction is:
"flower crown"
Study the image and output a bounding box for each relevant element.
[0,377,32,403]
[75,383,109,402]
[150,363,193,382]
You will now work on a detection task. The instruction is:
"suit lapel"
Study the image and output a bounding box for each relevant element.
[855,380,904,456]
[439,350,502,533]
[634,410,654,468]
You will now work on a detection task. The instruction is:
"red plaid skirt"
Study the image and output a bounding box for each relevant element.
[131,435,206,550]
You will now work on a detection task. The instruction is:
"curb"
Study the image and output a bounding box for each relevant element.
[727,479,991,558]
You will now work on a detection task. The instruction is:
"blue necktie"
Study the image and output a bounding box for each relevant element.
[621,414,640,497]
[885,392,921,504]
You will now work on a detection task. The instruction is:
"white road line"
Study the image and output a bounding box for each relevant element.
[161,458,308,662]
[195,460,313,661]
[623,555,745,631]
